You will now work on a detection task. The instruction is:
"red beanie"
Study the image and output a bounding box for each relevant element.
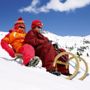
[15,17,24,24]
[14,17,25,30]
[31,20,43,29]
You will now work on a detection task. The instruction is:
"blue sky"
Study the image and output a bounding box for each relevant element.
[0,0,90,36]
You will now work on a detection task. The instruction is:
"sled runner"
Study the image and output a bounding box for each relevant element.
[77,56,89,80]
[53,52,89,80]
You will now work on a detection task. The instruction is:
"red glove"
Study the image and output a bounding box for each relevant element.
[1,40,15,58]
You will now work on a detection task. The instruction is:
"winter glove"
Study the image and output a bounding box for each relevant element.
[1,40,15,58]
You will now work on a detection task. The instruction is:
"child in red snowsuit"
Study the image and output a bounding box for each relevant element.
[24,20,70,75]
[1,17,35,66]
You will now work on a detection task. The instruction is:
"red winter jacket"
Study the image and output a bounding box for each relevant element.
[25,30,69,74]
[24,30,57,71]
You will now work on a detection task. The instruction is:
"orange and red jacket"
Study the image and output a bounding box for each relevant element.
[1,31,26,53]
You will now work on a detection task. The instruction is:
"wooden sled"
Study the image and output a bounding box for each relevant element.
[53,52,89,80]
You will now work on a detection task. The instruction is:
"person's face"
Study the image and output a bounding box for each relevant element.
[16,23,25,33]
[34,26,42,32]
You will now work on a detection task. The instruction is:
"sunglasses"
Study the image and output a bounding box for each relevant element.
[19,26,25,29]
[37,26,42,29]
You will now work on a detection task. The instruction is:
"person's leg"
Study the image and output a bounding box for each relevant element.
[57,64,71,76]
[57,50,71,76]
[19,44,35,65]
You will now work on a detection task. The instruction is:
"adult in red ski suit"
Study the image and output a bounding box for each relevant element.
[1,17,35,65]
[24,20,70,75]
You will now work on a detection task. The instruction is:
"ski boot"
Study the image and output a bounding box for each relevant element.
[26,56,42,67]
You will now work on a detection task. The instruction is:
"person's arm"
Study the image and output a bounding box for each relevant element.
[1,34,15,58]
[25,31,48,47]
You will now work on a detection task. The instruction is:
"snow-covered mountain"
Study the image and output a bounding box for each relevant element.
[42,31,90,57]
[0,31,90,90]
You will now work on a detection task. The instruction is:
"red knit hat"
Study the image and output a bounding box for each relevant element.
[15,17,24,24]
[14,17,25,30]
[31,20,43,29]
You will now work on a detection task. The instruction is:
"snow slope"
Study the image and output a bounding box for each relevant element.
[0,31,90,90]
